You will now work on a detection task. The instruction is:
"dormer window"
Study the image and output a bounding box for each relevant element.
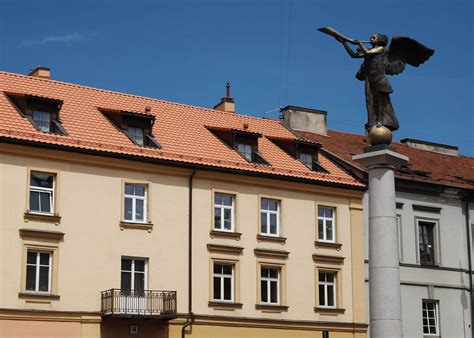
[6,92,67,135]
[99,108,160,148]
[128,126,145,146]
[206,126,269,165]
[33,111,51,132]
[236,142,252,161]
[298,152,313,169]
[268,136,327,172]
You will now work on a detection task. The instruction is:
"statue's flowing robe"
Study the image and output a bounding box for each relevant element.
[356,50,400,131]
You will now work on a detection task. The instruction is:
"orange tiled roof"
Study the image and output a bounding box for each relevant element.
[0,71,364,188]
[300,130,474,190]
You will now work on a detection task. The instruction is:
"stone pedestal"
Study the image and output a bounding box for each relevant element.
[353,148,408,338]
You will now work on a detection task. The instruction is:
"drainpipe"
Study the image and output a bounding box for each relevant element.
[465,193,473,336]
[182,170,196,338]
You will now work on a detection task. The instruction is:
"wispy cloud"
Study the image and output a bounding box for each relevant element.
[18,33,88,48]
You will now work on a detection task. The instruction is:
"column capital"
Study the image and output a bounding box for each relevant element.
[352,149,408,169]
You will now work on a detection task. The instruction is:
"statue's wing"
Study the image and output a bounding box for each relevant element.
[386,36,434,75]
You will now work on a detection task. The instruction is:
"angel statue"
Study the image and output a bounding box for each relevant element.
[319,27,434,135]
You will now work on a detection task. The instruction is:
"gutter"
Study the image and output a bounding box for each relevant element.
[182,170,196,338]
[464,193,473,336]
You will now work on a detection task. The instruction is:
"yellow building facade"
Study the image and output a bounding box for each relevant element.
[0,70,367,337]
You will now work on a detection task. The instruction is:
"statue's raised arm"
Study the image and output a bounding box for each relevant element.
[318,27,434,145]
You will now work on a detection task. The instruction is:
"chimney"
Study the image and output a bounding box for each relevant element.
[213,82,235,113]
[400,138,459,156]
[281,105,328,135]
[28,66,51,79]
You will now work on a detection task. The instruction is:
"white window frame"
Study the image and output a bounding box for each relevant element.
[260,198,280,237]
[422,299,439,336]
[124,183,148,223]
[318,206,336,243]
[32,110,51,132]
[236,142,252,161]
[121,258,148,291]
[26,250,52,294]
[260,267,280,305]
[214,193,235,232]
[318,271,336,308]
[212,263,234,302]
[29,171,55,215]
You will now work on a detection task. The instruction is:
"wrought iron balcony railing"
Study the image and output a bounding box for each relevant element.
[101,289,177,318]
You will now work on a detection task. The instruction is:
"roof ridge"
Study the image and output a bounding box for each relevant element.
[0,71,283,126]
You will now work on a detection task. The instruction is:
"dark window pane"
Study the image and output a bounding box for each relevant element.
[39,266,49,291]
[121,272,132,290]
[27,252,37,264]
[269,269,278,279]
[326,273,334,283]
[134,260,145,272]
[125,184,134,195]
[270,213,277,227]
[124,198,133,220]
[214,263,221,274]
[214,209,221,229]
[261,268,268,278]
[214,277,221,299]
[121,259,132,271]
[261,213,267,233]
[223,278,232,300]
[268,200,278,211]
[325,221,333,240]
[318,207,324,218]
[31,172,53,188]
[319,272,325,282]
[319,285,325,305]
[261,199,268,210]
[29,191,40,211]
[318,220,324,239]
[40,253,49,265]
[326,208,334,218]
[223,209,232,230]
[222,265,232,275]
[261,281,267,302]
[134,273,145,291]
[39,192,51,212]
[135,199,144,221]
[215,193,222,205]
[270,222,277,235]
[135,185,145,196]
[270,280,278,303]
[26,265,36,291]
[222,195,232,206]
[327,286,335,306]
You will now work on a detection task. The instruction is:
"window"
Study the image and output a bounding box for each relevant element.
[26,251,51,293]
[422,300,439,336]
[236,142,253,161]
[260,198,280,236]
[128,126,145,146]
[298,152,313,169]
[124,183,147,223]
[32,110,51,132]
[121,258,147,291]
[318,206,335,243]
[418,220,436,265]
[213,263,234,302]
[214,193,234,231]
[260,267,280,304]
[318,272,336,307]
[29,171,55,214]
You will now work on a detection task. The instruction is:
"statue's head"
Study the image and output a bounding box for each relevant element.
[370,33,388,47]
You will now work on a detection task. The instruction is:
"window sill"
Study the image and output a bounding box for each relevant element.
[210,230,242,240]
[24,212,61,225]
[208,301,243,309]
[119,221,153,232]
[314,306,345,314]
[255,304,289,312]
[314,241,342,251]
[18,292,60,301]
[257,234,287,244]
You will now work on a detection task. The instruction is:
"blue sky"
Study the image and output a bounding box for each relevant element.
[1,0,473,155]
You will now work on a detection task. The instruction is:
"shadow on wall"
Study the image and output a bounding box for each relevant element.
[100,318,168,338]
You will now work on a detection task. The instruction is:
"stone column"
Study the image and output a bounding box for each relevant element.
[353,148,408,338]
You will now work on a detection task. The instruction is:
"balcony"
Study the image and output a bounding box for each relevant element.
[101,289,177,318]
